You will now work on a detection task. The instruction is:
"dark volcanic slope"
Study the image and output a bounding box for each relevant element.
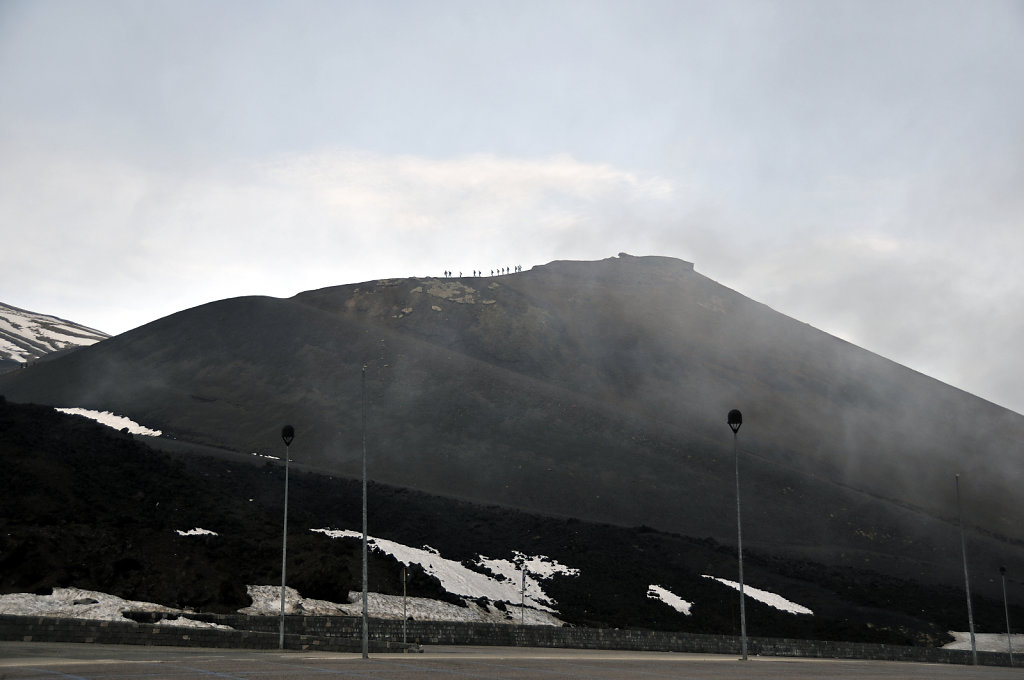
[6,399,1020,645]
[2,255,1022,598]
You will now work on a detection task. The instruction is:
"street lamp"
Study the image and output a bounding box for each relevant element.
[279,424,295,650]
[361,364,369,659]
[1001,566,1014,666]
[727,409,748,661]
[955,473,977,665]
[521,566,527,626]
[358,346,385,659]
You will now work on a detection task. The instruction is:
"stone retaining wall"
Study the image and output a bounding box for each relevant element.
[3,613,1015,667]
[0,614,411,653]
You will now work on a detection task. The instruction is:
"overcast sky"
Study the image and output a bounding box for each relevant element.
[1,0,1022,413]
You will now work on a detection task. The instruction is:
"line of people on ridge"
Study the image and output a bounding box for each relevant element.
[441,266,523,278]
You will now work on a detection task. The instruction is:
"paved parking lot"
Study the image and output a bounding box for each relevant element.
[1,642,1019,679]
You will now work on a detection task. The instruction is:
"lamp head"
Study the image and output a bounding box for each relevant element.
[281,424,295,446]
[727,409,742,434]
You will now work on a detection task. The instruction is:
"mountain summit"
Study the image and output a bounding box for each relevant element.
[2,254,1021,597]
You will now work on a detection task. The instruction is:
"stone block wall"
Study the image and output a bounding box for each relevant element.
[3,612,1015,667]
[0,614,408,653]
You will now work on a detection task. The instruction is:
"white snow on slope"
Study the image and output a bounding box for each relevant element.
[702,575,813,615]
[476,550,579,581]
[0,587,178,622]
[55,407,162,436]
[943,631,1024,653]
[0,588,233,629]
[0,302,107,363]
[0,584,562,626]
[311,528,577,612]
[647,585,693,615]
[176,527,218,536]
[240,585,563,625]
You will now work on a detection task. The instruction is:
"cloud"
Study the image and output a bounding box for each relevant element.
[0,145,689,331]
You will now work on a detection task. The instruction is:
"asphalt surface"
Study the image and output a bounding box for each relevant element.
[0,643,1020,679]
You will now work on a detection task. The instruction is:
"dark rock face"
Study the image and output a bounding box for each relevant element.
[1,255,1022,618]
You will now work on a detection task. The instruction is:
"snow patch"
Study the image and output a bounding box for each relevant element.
[251,451,280,460]
[55,407,162,436]
[0,587,178,622]
[311,528,577,613]
[647,584,692,616]
[239,585,563,625]
[943,631,1024,652]
[702,575,813,615]
[175,527,218,536]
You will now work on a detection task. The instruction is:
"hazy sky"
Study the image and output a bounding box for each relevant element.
[2,0,1022,413]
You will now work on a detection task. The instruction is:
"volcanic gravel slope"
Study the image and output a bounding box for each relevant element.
[1,255,1022,624]
[4,399,1023,645]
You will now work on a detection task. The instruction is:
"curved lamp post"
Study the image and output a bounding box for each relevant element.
[279,424,295,650]
[361,364,369,659]
[1002,566,1014,666]
[727,409,748,661]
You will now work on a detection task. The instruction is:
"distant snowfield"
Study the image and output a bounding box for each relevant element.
[0,303,108,364]
[702,575,814,615]
[55,407,162,436]
[311,528,577,613]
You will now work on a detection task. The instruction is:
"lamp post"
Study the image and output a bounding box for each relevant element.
[521,566,526,627]
[1001,566,1014,666]
[955,474,977,665]
[361,363,369,659]
[727,409,747,661]
[279,424,295,650]
[359,344,387,660]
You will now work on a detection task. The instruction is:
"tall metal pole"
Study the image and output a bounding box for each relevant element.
[728,409,747,661]
[956,474,977,665]
[521,567,526,626]
[1002,566,1014,666]
[279,425,295,650]
[402,566,408,645]
[361,364,369,659]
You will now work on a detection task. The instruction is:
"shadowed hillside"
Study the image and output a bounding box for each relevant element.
[6,399,1022,645]
[2,254,1022,602]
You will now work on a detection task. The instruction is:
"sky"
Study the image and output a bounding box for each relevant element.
[1,0,1022,413]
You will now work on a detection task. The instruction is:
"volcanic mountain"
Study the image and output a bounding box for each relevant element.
[2,254,1022,603]
[0,302,109,372]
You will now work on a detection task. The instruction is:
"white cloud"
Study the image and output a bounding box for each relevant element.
[0,145,687,333]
